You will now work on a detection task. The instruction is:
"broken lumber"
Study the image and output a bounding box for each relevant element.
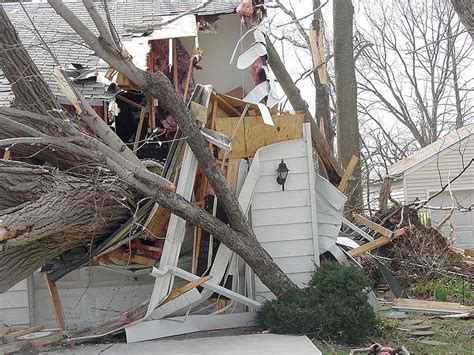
[393,298,474,315]
[347,215,407,257]
[0,332,63,354]
[338,155,359,192]
[43,273,67,331]
[107,249,156,267]
[353,214,393,237]
[3,326,44,344]
[160,275,213,305]
[0,325,10,338]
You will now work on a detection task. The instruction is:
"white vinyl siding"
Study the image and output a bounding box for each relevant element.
[251,138,318,303]
[0,279,29,326]
[404,137,474,203]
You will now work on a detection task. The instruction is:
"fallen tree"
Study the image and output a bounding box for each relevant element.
[0,2,296,296]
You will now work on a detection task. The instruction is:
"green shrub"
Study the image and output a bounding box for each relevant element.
[256,262,377,343]
[414,277,471,302]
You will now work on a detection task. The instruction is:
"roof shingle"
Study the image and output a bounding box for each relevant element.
[0,0,242,106]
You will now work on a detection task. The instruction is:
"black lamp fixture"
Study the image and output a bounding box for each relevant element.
[276,159,290,191]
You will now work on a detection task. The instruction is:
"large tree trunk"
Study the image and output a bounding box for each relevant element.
[0,160,136,293]
[450,0,474,39]
[333,0,362,213]
[0,6,61,114]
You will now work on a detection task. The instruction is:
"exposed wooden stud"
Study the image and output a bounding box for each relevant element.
[133,107,146,152]
[338,155,359,192]
[211,93,241,117]
[43,273,67,331]
[116,94,143,110]
[173,39,178,92]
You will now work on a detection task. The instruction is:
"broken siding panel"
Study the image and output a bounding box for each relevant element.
[0,279,29,326]
[31,268,155,329]
[404,137,474,202]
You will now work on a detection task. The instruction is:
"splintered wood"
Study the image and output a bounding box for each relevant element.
[215,113,304,159]
[347,214,407,257]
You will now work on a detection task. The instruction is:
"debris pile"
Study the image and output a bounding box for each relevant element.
[360,206,473,301]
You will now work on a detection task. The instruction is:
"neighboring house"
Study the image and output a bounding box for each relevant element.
[0,0,259,328]
[386,124,474,249]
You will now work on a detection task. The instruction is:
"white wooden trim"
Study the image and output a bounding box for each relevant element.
[126,312,256,343]
[170,267,261,309]
[303,123,320,265]
[146,144,198,318]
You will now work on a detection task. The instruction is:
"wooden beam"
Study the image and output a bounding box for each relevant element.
[3,326,44,343]
[133,107,146,152]
[107,249,156,267]
[212,93,241,117]
[353,214,393,237]
[160,275,213,305]
[116,95,143,110]
[43,274,67,331]
[0,332,63,354]
[393,298,474,314]
[338,155,359,192]
[347,225,407,258]
[347,236,391,258]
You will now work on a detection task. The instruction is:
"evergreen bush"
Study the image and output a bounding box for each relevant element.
[256,262,377,343]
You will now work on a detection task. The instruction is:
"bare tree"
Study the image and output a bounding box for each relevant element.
[334,0,362,212]
[0,2,297,296]
[357,0,473,194]
[357,0,472,150]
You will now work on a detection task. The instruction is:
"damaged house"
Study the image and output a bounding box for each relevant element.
[0,0,383,348]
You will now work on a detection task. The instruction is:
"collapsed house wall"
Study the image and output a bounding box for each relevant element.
[181,15,254,95]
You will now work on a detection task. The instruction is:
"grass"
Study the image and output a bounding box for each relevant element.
[311,311,474,354]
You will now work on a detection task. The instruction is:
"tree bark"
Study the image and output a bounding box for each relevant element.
[450,0,474,39]
[0,6,62,114]
[0,160,136,293]
[333,0,362,213]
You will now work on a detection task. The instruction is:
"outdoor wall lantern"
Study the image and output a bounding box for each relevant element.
[276,159,289,191]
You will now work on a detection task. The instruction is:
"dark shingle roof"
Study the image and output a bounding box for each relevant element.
[0,0,242,106]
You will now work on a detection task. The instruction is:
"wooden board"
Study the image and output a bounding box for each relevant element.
[338,155,359,192]
[215,113,304,159]
[44,274,67,331]
[3,326,44,343]
[353,214,393,237]
[0,332,63,354]
[393,298,474,314]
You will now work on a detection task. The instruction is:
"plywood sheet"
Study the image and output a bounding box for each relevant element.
[215,113,304,159]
